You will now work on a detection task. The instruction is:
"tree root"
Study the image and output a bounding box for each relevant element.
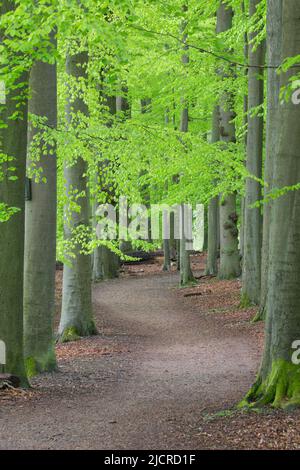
[25,349,57,378]
[239,360,300,409]
[57,322,97,344]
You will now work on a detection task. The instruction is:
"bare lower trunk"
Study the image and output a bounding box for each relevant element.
[163,239,171,272]
[206,106,220,276]
[219,195,240,279]
[206,197,219,276]
[93,245,119,281]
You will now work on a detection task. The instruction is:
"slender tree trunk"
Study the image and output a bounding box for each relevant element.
[179,6,195,287]
[162,194,171,272]
[117,90,132,254]
[163,239,171,271]
[239,0,249,259]
[163,108,176,272]
[242,0,265,306]
[206,106,220,276]
[140,98,152,243]
[24,32,57,376]
[58,52,97,342]
[257,0,282,320]
[242,0,300,408]
[93,94,119,282]
[217,2,241,280]
[179,121,195,285]
[0,2,28,384]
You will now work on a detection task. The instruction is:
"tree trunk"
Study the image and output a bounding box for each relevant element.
[0,2,28,385]
[257,0,282,320]
[23,32,57,376]
[242,0,265,306]
[239,0,249,260]
[92,94,119,282]
[206,106,220,276]
[179,9,195,287]
[217,2,241,280]
[117,90,132,254]
[58,52,97,342]
[242,0,300,409]
[163,239,171,271]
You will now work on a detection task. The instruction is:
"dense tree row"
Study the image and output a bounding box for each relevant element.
[1,0,300,408]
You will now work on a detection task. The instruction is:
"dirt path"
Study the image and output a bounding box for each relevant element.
[0,271,261,450]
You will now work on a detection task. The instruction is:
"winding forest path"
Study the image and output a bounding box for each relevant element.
[0,271,260,449]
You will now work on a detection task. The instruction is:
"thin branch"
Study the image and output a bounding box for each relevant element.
[130,24,300,70]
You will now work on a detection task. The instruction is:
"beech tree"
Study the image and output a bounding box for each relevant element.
[0,0,28,384]
[58,50,97,342]
[243,0,300,408]
[242,0,265,306]
[23,31,57,375]
[258,0,282,319]
[205,107,220,277]
[217,1,241,281]
[178,4,195,287]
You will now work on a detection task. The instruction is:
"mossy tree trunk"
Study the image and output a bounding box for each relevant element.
[58,51,97,343]
[242,0,300,409]
[0,1,28,385]
[23,31,57,376]
[217,2,241,281]
[242,0,265,306]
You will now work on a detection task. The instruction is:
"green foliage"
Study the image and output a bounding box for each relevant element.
[6,0,296,259]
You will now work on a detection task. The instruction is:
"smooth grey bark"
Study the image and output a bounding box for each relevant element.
[163,239,171,271]
[258,0,282,319]
[239,0,249,259]
[163,211,176,272]
[206,106,220,276]
[140,98,152,243]
[58,52,97,342]
[206,197,219,275]
[243,1,300,408]
[92,94,119,282]
[163,108,176,272]
[117,90,132,254]
[217,2,241,280]
[179,111,195,286]
[242,0,265,305]
[23,32,57,375]
[179,7,195,287]
[0,1,28,384]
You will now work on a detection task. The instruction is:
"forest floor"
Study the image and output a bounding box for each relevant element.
[1,253,300,449]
